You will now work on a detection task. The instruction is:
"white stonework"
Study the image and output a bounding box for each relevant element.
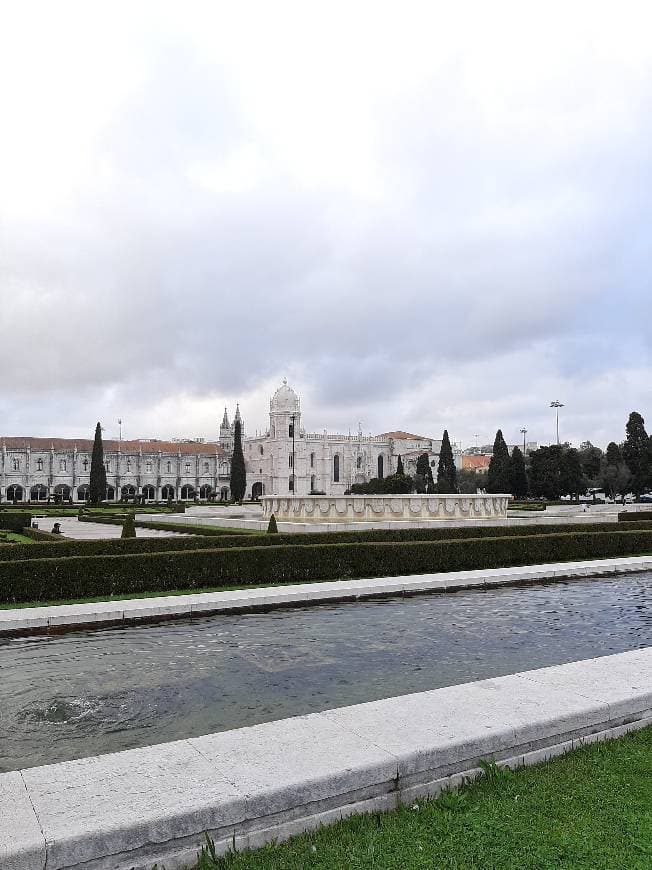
[244,380,447,499]
[262,494,510,522]
[1,380,456,502]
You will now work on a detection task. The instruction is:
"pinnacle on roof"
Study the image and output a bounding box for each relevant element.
[234,403,241,422]
[221,407,230,427]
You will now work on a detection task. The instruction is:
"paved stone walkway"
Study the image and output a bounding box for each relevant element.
[30,515,187,540]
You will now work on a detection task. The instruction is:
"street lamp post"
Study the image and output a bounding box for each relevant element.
[550,401,564,446]
[520,427,527,455]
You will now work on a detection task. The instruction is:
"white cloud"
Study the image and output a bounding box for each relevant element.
[1,0,651,447]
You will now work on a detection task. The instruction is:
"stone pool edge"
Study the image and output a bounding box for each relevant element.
[2,554,652,636]
[2,648,652,870]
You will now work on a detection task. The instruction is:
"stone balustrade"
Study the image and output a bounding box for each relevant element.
[261,493,510,522]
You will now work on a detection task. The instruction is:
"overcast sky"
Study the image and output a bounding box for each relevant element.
[1,2,651,449]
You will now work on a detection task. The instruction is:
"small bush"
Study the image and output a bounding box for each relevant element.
[121,513,137,539]
[267,513,278,534]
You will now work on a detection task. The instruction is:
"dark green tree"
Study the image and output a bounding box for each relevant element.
[229,418,247,502]
[396,454,404,475]
[121,512,136,539]
[436,430,457,493]
[601,442,631,501]
[456,468,488,493]
[89,422,107,506]
[529,445,564,500]
[267,513,278,534]
[623,412,650,497]
[508,446,529,499]
[487,429,511,493]
[560,448,586,501]
[415,452,435,493]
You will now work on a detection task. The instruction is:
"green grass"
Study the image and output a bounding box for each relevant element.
[0,580,278,610]
[190,727,652,870]
[0,532,34,544]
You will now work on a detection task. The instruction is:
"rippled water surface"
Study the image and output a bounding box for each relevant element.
[3,573,652,772]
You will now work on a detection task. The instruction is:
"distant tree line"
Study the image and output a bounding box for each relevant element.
[349,411,652,501]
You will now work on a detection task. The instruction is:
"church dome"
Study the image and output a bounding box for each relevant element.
[270,378,300,413]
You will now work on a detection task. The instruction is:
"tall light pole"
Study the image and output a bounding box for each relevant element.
[520,427,527,454]
[550,401,564,445]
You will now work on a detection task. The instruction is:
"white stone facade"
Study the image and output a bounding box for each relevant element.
[1,380,448,502]
[0,438,230,503]
[244,380,443,498]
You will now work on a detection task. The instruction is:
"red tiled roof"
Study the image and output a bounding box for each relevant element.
[1,437,224,455]
[380,431,431,441]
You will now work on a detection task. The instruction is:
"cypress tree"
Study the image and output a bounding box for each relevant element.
[89,422,107,506]
[623,411,650,497]
[508,446,528,499]
[121,512,136,539]
[396,454,404,475]
[415,452,434,493]
[230,418,247,502]
[436,430,458,493]
[267,513,278,534]
[487,429,511,493]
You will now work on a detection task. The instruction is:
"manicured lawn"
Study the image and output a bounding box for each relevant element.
[191,727,652,869]
[0,532,34,544]
[0,580,277,609]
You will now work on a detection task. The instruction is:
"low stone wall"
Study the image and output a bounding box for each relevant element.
[262,494,510,523]
[2,649,652,870]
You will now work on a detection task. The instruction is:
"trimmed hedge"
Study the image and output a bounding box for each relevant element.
[4,519,652,563]
[2,529,652,604]
[21,526,62,541]
[619,511,652,522]
[0,512,32,532]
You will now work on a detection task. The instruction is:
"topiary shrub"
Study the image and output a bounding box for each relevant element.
[267,513,278,534]
[121,513,137,539]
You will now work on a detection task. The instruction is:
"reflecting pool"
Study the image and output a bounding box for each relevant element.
[2,572,652,772]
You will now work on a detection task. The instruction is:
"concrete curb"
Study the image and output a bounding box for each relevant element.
[2,648,652,869]
[2,555,652,635]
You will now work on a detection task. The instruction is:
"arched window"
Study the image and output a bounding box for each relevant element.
[310,452,314,468]
[161,484,175,500]
[12,458,19,471]
[310,474,315,492]
[333,454,340,483]
[289,422,294,438]
[377,455,384,479]
[357,456,362,469]
[288,454,293,468]
[167,461,172,473]
[37,458,44,471]
[259,444,264,455]
[81,459,87,471]
[142,484,156,500]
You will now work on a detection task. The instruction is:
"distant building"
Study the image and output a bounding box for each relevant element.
[1,381,455,502]
[462,454,492,473]
[242,381,445,498]
[0,437,229,503]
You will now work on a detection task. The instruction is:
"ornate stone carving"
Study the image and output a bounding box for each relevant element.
[262,494,509,523]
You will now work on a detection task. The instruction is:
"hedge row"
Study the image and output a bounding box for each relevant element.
[4,519,652,563]
[2,529,652,604]
[0,512,32,532]
[618,511,652,522]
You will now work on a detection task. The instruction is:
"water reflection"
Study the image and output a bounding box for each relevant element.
[2,573,652,772]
